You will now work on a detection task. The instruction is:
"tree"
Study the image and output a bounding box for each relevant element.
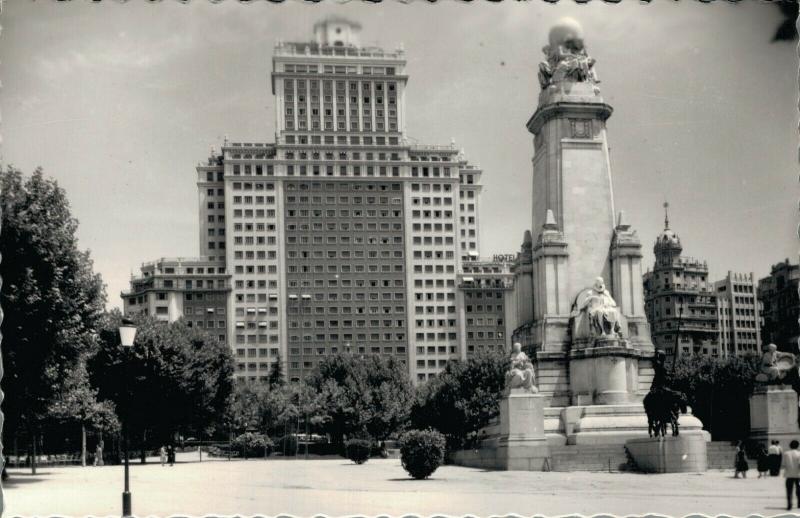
[268,354,285,389]
[0,167,106,473]
[666,353,760,440]
[88,312,234,460]
[228,383,266,434]
[411,350,509,451]
[309,354,413,446]
[48,362,120,466]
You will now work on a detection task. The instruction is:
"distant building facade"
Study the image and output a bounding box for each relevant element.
[643,209,719,358]
[122,257,231,345]
[714,271,762,357]
[456,258,516,360]
[758,259,800,354]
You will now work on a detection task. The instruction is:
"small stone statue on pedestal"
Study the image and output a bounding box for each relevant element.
[756,343,797,384]
[505,343,538,394]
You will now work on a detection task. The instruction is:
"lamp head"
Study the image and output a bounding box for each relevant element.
[119,318,137,347]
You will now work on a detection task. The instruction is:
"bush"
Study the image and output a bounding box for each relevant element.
[232,432,273,457]
[345,438,372,464]
[276,435,298,456]
[399,429,446,480]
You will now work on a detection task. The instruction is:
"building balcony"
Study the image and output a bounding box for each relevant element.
[274,42,405,61]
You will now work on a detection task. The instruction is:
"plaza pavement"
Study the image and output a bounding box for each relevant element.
[2,452,792,517]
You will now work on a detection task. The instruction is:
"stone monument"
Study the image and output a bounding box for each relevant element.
[749,344,800,449]
[520,17,705,447]
[450,343,551,470]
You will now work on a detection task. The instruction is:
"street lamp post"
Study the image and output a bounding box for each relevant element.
[118,318,137,518]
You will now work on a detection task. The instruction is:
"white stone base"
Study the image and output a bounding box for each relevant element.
[626,434,708,473]
[547,403,705,446]
[450,393,551,471]
[749,385,800,449]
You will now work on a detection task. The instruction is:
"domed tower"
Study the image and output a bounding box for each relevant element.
[653,202,683,267]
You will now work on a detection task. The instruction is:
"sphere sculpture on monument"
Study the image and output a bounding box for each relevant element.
[538,17,600,91]
[505,342,538,394]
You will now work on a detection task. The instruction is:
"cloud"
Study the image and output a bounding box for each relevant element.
[35,32,195,81]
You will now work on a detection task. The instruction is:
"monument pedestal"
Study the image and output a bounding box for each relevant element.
[626,432,708,473]
[569,339,641,405]
[749,385,800,449]
[450,392,551,471]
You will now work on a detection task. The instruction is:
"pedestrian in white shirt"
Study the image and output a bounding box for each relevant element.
[783,440,800,510]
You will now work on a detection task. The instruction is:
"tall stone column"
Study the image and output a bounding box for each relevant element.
[527,86,614,299]
[526,18,654,411]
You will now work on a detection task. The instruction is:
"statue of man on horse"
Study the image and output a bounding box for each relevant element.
[643,350,688,438]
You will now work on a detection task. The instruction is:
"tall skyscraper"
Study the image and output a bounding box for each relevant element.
[642,204,719,358]
[183,18,487,383]
[758,259,800,354]
[714,271,762,357]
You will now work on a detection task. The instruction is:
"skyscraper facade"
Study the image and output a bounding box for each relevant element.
[188,18,486,383]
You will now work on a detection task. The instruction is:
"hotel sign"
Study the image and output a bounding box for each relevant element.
[492,254,517,263]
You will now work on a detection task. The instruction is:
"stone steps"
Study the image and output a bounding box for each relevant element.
[548,444,632,472]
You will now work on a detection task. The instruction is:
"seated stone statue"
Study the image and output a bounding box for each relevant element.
[506,342,538,394]
[573,277,622,339]
[756,343,797,384]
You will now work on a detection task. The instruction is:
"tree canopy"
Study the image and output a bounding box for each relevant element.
[665,353,760,440]
[411,350,509,450]
[88,312,235,446]
[0,167,106,444]
[308,354,414,444]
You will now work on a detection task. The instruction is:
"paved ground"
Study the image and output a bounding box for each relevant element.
[2,452,793,517]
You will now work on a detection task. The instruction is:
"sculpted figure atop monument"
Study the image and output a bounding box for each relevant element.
[572,277,623,339]
[506,342,538,394]
[537,17,600,91]
[756,343,797,384]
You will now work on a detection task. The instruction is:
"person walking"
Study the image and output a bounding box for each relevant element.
[734,441,749,478]
[770,440,784,476]
[167,444,175,466]
[159,446,167,466]
[784,440,800,510]
[94,441,104,467]
[757,445,770,478]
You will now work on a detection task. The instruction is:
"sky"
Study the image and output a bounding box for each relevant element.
[1,0,797,310]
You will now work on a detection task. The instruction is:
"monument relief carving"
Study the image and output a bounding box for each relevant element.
[569,119,592,139]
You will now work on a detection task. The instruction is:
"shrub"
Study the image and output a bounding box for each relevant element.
[345,438,372,464]
[233,432,273,457]
[399,429,446,479]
